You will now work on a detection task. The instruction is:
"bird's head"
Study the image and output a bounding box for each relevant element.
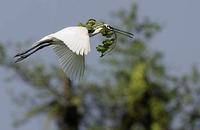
[85,19,134,38]
[84,19,105,36]
[79,19,134,57]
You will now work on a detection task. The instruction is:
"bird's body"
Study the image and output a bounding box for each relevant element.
[14,19,133,80]
[35,27,90,55]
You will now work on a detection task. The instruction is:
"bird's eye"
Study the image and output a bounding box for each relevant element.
[105,25,112,30]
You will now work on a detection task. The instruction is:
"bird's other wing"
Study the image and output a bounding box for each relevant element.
[51,26,91,56]
[52,43,85,80]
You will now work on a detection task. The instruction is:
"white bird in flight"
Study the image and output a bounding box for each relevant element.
[14,19,133,79]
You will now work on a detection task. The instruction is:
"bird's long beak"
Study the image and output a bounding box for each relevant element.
[110,27,134,38]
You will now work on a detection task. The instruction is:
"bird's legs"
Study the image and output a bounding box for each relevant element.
[14,42,53,63]
[14,39,54,57]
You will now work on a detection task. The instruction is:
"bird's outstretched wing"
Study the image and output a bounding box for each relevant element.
[51,27,90,56]
[15,26,90,79]
[52,43,85,79]
[50,27,90,79]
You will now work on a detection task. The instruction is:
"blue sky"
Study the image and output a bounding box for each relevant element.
[0,0,200,130]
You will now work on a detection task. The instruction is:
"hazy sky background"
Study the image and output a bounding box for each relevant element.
[0,0,200,130]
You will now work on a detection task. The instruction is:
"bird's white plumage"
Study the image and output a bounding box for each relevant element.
[51,26,90,55]
[52,43,85,79]
[33,26,90,79]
